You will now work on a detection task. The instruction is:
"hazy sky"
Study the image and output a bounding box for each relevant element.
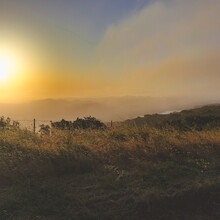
[0,0,219,102]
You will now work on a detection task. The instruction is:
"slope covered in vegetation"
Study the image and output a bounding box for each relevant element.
[125,104,220,131]
[0,105,219,219]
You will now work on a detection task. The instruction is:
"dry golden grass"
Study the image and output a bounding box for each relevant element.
[0,126,219,219]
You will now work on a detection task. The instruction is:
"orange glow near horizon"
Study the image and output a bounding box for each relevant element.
[0,0,219,103]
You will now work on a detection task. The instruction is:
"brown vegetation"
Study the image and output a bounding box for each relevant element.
[0,105,219,219]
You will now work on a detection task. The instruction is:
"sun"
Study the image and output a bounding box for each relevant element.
[0,54,14,80]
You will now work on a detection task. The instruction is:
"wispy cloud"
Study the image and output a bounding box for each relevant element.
[0,0,219,102]
[95,0,220,99]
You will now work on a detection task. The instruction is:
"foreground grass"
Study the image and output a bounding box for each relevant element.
[0,127,220,219]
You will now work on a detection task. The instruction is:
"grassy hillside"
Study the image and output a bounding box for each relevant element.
[0,105,220,219]
[125,105,220,131]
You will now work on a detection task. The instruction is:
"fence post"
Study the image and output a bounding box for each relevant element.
[50,121,52,135]
[33,118,36,133]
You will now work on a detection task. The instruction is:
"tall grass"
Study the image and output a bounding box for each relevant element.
[0,126,219,219]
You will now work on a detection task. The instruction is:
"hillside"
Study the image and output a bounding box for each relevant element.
[125,104,220,131]
[0,96,219,122]
[0,105,219,219]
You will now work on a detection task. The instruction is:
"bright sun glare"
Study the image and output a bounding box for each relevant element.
[0,54,13,80]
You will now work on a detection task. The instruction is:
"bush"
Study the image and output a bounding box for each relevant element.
[73,116,106,130]
[51,116,106,130]
[0,116,20,129]
[39,124,51,135]
[51,119,73,130]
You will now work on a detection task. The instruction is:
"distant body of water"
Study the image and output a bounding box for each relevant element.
[159,110,182,115]
[138,110,182,118]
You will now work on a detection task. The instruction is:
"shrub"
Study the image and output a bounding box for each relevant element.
[51,119,73,130]
[73,116,106,130]
[39,124,51,135]
[51,116,106,130]
[0,116,20,129]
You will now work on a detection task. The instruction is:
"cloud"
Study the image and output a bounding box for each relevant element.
[95,0,220,99]
[1,0,220,103]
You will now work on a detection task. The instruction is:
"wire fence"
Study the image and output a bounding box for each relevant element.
[16,119,52,133]
[15,119,113,133]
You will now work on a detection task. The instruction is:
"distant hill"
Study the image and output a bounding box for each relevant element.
[0,96,219,122]
[125,105,220,131]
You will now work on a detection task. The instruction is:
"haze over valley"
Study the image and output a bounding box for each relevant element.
[0,96,219,122]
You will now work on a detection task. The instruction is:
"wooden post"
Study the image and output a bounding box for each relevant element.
[50,121,52,135]
[33,118,36,133]
[111,120,113,128]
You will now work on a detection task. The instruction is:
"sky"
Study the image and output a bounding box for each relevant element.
[0,0,219,103]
